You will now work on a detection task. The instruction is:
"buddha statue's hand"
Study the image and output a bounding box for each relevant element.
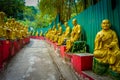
[97,34,104,41]
[71,39,74,43]
[104,44,112,49]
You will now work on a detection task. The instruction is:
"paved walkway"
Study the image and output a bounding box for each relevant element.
[0,39,78,80]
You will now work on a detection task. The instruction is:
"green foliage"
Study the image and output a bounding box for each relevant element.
[71,41,86,53]
[108,69,120,80]
[0,0,25,20]
[38,0,100,22]
[38,0,79,22]
[38,0,65,22]
[93,58,109,75]
[38,0,57,17]
[23,6,38,21]
[18,19,36,29]
[34,13,54,28]
[22,5,53,29]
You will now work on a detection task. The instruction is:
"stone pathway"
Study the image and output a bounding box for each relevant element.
[0,39,78,80]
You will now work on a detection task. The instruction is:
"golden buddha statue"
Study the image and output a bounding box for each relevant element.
[8,18,16,40]
[22,26,26,38]
[94,19,120,73]
[45,28,50,38]
[0,12,5,26]
[58,22,70,45]
[16,22,22,39]
[40,30,43,36]
[4,22,10,39]
[20,26,24,39]
[66,19,81,52]
[53,23,62,42]
[0,25,3,38]
[14,22,19,39]
[36,31,39,36]
[57,23,62,35]
[0,12,6,39]
[24,26,29,37]
[50,25,57,41]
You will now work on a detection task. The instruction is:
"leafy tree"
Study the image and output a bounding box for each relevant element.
[0,0,25,20]
[34,13,54,28]
[38,0,64,23]
[38,0,100,23]
[23,6,38,21]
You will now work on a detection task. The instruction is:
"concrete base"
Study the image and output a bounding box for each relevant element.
[80,70,113,80]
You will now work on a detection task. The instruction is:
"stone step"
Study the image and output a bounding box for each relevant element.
[81,70,113,80]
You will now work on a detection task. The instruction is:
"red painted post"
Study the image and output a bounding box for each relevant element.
[60,45,66,58]
[10,41,15,57]
[2,40,10,61]
[0,40,3,69]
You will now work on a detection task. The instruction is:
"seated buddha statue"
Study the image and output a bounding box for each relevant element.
[17,25,23,39]
[0,25,4,38]
[58,22,70,45]
[66,19,81,52]
[53,23,62,42]
[36,31,39,36]
[0,12,6,39]
[50,25,57,41]
[94,19,120,73]
[24,26,29,37]
[45,28,51,39]
[8,19,16,40]
[0,12,5,26]
[40,30,43,36]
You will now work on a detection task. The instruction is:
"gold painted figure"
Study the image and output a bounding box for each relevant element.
[50,25,57,41]
[0,12,29,40]
[4,18,29,40]
[0,12,5,38]
[94,19,120,73]
[40,30,43,36]
[53,23,62,42]
[66,19,81,52]
[58,22,70,45]
[6,18,16,40]
[36,31,39,36]
[0,12,5,26]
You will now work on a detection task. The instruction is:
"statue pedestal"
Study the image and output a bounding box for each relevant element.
[71,53,93,74]
[80,70,113,80]
[53,43,58,50]
[10,41,15,57]
[0,41,3,69]
[93,58,109,75]
[18,39,24,49]
[2,40,10,61]
[60,45,66,58]
[25,37,30,44]
[14,40,19,53]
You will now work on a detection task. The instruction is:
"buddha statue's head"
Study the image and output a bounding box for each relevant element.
[101,19,111,30]
[0,12,6,25]
[53,25,56,30]
[0,12,5,20]
[57,23,61,28]
[11,18,15,23]
[64,22,68,28]
[7,19,11,23]
[72,19,77,26]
